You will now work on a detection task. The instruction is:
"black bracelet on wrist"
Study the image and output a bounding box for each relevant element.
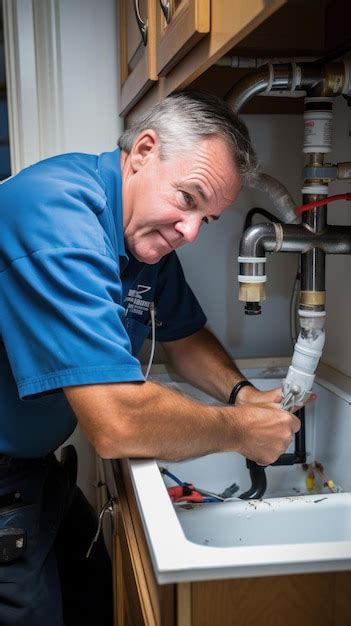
[228,380,254,405]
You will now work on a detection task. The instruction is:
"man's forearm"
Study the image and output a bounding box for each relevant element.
[64,380,237,460]
[64,380,299,465]
[161,328,246,403]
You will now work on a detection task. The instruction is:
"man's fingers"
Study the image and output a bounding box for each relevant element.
[291,393,317,413]
[292,414,301,434]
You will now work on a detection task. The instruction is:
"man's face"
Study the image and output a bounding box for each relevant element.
[122,132,242,264]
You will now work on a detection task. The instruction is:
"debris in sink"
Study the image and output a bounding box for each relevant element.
[219,482,240,499]
[203,538,215,545]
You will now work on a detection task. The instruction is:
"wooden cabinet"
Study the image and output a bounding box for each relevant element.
[118,0,287,116]
[118,0,157,114]
[155,0,210,76]
[118,0,351,121]
[101,458,175,626]
[102,459,351,626]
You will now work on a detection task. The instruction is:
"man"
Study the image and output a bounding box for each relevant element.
[0,91,299,625]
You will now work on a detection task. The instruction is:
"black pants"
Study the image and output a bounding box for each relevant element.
[55,484,113,626]
[0,452,113,626]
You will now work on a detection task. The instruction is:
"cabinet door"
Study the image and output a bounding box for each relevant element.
[114,505,146,626]
[112,483,158,626]
[156,0,210,76]
[119,0,157,115]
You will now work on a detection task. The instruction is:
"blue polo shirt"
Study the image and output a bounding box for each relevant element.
[0,149,206,457]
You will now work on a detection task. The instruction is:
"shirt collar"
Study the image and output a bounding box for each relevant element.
[97,148,128,267]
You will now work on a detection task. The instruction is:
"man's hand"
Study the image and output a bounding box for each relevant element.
[235,384,282,406]
[235,384,316,412]
[232,402,301,466]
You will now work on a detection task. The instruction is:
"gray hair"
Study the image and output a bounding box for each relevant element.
[118,90,258,185]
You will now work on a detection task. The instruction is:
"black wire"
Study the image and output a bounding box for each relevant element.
[243,207,281,231]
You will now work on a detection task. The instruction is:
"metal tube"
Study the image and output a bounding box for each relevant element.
[239,223,351,259]
[225,65,273,113]
[301,196,327,293]
[248,173,297,224]
[301,249,325,292]
[225,63,326,114]
[298,63,325,90]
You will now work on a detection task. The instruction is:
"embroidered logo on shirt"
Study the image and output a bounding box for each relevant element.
[124,284,152,317]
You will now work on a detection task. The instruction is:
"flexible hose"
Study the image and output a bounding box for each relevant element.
[295,193,351,215]
[243,207,281,230]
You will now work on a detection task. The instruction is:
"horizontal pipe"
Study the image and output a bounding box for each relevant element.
[239,223,351,258]
[225,63,326,114]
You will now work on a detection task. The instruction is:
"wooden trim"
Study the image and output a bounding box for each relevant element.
[117,460,176,626]
[120,51,152,114]
[147,0,157,81]
[195,0,211,32]
[116,461,158,626]
[119,0,158,116]
[162,0,287,92]
[177,583,192,626]
[156,0,210,76]
[125,0,287,121]
[113,504,125,626]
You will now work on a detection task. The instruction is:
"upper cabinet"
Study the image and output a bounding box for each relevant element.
[118,0,288,116]
[155,0,210,76]
[118,0,351,121]
[118,0,157,114]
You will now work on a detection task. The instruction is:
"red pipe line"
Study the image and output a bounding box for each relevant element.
[295,193,351,215]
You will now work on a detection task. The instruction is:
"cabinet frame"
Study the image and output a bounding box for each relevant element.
[119,0,158,116]
[156,0,210,76]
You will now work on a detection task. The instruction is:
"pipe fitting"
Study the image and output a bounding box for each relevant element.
[239,282,266,303]
[324,63,346,96]
[300,291,326,306]
[303,165,338,180]
[282,313,326,410]
[225,62,326,113]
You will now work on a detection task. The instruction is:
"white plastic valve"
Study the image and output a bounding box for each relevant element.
[282,328,325,410]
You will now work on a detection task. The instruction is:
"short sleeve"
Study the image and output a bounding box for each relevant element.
[0,247,144,399]
[153,252,207,342]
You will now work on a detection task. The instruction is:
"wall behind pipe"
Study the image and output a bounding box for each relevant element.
[323,98,351,376]
[175,112,303,359]
[176,99,351,371]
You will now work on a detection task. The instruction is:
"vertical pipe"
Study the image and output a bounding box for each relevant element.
[300,197,327,299]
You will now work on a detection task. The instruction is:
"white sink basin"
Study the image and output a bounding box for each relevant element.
[176,494,351,547]
[126,364,351,583]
